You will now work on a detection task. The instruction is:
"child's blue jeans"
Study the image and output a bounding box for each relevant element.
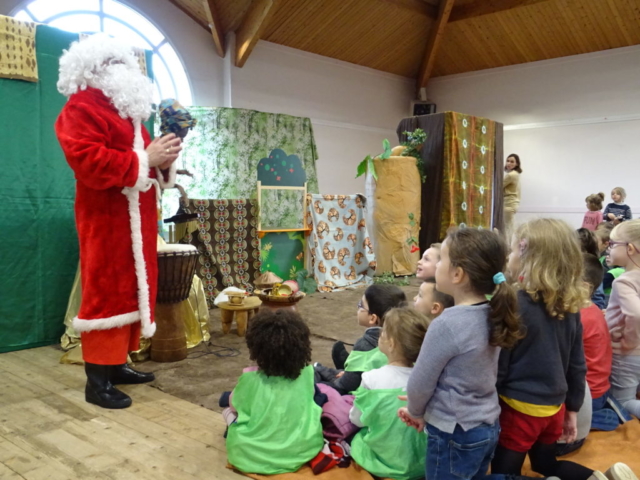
[426,421,506,480]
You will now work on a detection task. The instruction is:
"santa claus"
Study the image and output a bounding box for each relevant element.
[55,34,182,409]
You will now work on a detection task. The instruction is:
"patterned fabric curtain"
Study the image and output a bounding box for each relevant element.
[160,107,320,228]
[397,112,502,249]
[441,112,495,235]
[308,194,376,292]
[183,199,261,308]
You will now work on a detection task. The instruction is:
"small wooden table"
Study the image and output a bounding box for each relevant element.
[218,296,262,336]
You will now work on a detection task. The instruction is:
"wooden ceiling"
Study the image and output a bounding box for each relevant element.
[168,0,640,89]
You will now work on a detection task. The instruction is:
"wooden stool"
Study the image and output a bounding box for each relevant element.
[218,297,262,336]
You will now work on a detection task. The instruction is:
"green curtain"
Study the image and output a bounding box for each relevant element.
[0,25,155,353]
[0,25,79,352]
[160,107,320,228]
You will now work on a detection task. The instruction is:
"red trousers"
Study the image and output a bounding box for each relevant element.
[81,322,141,365]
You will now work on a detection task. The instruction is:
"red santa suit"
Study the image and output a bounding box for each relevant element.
[55,87,176,364]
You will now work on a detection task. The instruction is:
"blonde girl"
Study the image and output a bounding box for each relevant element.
[492,218,634,480]
[399,228,522,479]
[606,219,640,418]
[349,307,430,480]
[603,187,632,225]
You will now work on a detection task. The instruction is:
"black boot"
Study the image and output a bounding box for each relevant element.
[111,363,155,385]
[84,363,132,409]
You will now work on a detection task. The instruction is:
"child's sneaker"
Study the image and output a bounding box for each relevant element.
[590,472,609,480]
[605,463,638,480]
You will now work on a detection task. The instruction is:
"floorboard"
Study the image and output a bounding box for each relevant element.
[0,347,241,480]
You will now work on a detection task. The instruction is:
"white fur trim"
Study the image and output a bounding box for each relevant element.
[155,162,177,189]
[73,311,140,332]
[122,186,155,338]
[132,119,151,191]
[141,321,157,338]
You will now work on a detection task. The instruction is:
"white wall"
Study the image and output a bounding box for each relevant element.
[427,46,640,228]
[0,0,414,195]
[229,40,414,194]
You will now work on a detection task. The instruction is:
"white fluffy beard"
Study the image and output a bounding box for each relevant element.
[88,63,153,121]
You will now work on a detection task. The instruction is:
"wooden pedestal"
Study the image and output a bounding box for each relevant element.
[151,303,188,363]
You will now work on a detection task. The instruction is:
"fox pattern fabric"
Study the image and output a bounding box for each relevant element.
[307,194,376,292]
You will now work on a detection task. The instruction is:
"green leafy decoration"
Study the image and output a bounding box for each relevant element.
[295,268,318,294]
[373,271,411,286]
[381,139,392,159]
[260,242,272,263]
[368,156,378,181]
[355,137,392,180]
[287,231,305,243]
[401,128,428,183]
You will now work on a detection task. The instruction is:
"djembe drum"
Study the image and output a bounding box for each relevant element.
[151,243,198,362]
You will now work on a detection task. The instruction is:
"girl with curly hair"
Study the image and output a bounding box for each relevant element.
[225,309,323,474]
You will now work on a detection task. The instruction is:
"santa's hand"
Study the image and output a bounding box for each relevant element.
[147,134,182,168]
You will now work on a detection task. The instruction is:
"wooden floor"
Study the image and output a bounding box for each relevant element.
[0,346,242,480]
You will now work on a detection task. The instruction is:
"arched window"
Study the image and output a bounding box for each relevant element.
[11,0,193,106]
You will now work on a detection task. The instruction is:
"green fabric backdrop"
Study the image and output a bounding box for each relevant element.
[0,25,154,353]
[159,106,319,229]
[0,25,79,353]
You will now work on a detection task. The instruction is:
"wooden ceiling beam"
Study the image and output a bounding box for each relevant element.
[416,0,455,90]
[449,0,552,22]
[380,0,551,22]
[235,0,278,68]
[166,0,209,31]
[203,0,226,57]
[378,0,437,19]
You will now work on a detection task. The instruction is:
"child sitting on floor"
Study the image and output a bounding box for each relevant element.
[349,307,430,480]
[596,222,621,308]
[604,187,632,225]
[399,228,524,479]
[315,285,406,394]
[492,218,635,480]
[413,278,454,320]
[576,228,605,309]
[224,309,324,475]
[416,243,441,281]
[606,219,640,419]
[581,254,631,430]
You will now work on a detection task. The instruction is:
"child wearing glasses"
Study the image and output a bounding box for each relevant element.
[606,219,640,419]
[314,285,406,394]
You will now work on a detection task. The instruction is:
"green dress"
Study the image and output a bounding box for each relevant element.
[350,386,427,480]
[226,365,324,474]
[344,347,387,372]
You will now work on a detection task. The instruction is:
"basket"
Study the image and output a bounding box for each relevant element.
[254,289,306,304]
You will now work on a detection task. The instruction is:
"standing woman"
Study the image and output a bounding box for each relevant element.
[504,154,522,241]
